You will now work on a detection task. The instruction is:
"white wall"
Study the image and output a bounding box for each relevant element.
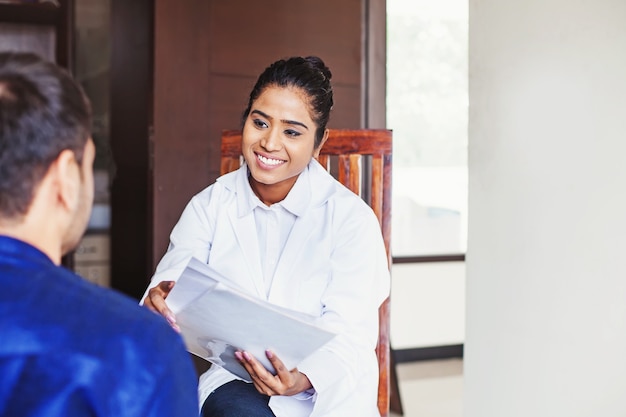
[391,262,465,349]
[466,1,626,416]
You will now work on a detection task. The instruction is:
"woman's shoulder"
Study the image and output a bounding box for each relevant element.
[309,162,373,211]
[190,168,241,205]
[306,164,379,236]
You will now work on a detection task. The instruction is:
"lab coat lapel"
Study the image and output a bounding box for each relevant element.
[226,182,267,299]
[267,212,317,305]
[268,161,335,305]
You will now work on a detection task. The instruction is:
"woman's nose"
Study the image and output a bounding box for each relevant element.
[261,129,282,151]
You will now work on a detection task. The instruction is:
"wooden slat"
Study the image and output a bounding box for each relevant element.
[338,155,349,190]
[382,154,393,267]
[317,154,328,170]
[371,154,384,226]
[219,157,237,176]
[221,130,244,158]
[320,129,392,155]
[377,296,391,416]
[349,154,361,196]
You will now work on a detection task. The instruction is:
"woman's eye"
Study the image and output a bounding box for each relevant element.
[253,119,268,129]
[284,129,301,138]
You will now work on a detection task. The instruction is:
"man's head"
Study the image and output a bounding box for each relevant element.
[0,52,94,262]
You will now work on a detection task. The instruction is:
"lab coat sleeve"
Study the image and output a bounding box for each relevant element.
[296,203,390,414]
[139,185,217,303]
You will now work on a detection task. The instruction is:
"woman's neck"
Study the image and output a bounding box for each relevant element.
[248,175,298,206]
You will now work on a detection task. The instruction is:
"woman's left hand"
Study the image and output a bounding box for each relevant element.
[234,349,312,396]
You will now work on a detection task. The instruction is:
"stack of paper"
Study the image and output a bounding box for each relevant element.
[166,258,336,381]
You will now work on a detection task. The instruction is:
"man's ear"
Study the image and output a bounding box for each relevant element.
[313,129,330,158]
[51,149,80,213]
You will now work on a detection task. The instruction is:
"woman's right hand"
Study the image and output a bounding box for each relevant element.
[143,281,180,332]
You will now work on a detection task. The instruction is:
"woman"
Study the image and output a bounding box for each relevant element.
[143,56,390,417]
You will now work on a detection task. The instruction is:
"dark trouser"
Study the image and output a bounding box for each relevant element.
[201,380,276,417]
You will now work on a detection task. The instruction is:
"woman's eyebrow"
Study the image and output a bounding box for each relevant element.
[251,109,309,130]
[282,119,309,130]
[251,109,272,120]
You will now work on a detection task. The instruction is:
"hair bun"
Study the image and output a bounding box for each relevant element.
[304,56,332,82]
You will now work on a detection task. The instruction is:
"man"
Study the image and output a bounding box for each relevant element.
[0,52,199,416]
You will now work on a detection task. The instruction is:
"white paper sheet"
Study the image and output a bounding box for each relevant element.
[166,258,336,381]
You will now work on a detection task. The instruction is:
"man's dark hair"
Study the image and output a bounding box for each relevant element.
[0,52,92,219]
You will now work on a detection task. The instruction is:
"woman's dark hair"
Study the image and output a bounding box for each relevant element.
[242,56,334,148]
[0,52,92,218]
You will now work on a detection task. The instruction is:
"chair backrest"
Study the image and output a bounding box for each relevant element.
[221,128,393,417]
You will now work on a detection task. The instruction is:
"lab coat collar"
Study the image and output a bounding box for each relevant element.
[218,160,331,218]
[215,159,339,301]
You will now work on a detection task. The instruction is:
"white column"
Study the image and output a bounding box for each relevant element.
[466,1,626,416]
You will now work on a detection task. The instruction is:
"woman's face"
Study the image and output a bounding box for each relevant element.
[242,85,323,204]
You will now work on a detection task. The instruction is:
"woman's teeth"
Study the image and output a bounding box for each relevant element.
[257,154,284,166]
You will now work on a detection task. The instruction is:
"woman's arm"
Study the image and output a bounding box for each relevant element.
[140,185,217,307]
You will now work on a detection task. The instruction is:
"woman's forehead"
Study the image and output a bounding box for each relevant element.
[253,86,315,124]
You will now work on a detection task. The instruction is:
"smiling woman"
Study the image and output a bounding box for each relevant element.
[141,56,390,417]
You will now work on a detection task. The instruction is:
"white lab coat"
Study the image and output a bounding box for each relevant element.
[144,160,390,417]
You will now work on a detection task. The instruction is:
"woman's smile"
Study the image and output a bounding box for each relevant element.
[255,152,286,168]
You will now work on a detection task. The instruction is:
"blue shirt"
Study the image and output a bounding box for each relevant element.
[0,235,199,416]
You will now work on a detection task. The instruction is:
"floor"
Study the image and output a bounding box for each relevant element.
[390,358,463,417]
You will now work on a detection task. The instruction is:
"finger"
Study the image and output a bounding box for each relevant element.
[242,351,273,379]
[251,378,272,396]
[235,351,257,379]
[247,379,274,397]
[235,352,275,395]
[143,281,174,306]
[242,351,285,393]
[145,282,179,330]
[249,372,274,396]
[265,351,311,395]
[265,350,289,377]
[156,280,175,299]
[145,283,173,316]
[265,350,297,390]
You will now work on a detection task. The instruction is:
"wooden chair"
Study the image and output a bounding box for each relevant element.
[221,128,398,417]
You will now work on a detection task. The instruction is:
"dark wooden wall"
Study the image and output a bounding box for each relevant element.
[152,0,213,268]
[110,0,385,299]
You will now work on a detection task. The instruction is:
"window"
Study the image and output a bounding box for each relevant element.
[387,0,468,258]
